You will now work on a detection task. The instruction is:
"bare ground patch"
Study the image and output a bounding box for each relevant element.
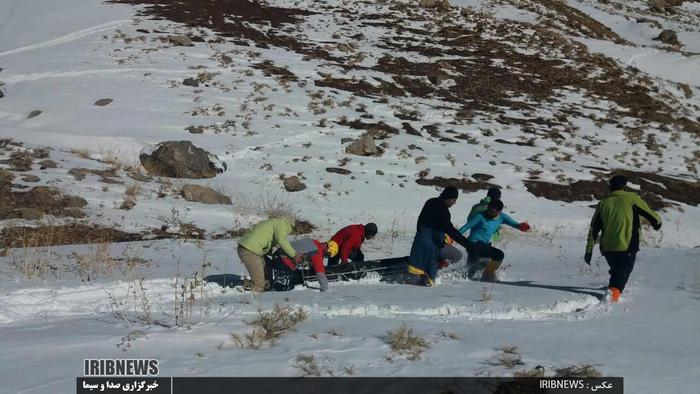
[0,224,142,249]
[416,176,499,193]
[0,185,88,220]
[524,169,700,209]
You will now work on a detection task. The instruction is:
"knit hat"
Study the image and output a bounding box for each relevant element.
[487,199,504,211]
[609,175,626,191]
[487,187,501,201]
[440,186,459,200]
[365,223,378,237]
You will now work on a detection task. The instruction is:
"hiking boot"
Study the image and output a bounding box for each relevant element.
[481,260,501,282]
[242,278,269,292]
[480,271,498,282]
[605,287,621,303]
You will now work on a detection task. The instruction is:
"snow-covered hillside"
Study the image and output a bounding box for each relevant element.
[0,0,698,393]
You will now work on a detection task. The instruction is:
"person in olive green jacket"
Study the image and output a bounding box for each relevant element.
[585,175,662,302]
[237,214,303,292]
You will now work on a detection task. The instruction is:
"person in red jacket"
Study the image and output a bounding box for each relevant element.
[270,238,339,291]
[327,223,378,266]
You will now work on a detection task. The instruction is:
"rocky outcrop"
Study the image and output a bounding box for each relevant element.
[283,175,307,192]
[180,184,232,204]
[139,141,226,179]
[653,29,680,45]
[345,133,384,157]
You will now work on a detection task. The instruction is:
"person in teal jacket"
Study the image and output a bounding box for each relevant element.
[459,200,530,281]
[467,187,502,242]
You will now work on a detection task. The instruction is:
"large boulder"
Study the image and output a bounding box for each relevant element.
[167,34,194,46]
[283,175,307,192]
[649,0,685,12]
[180,184,232,205]
[139,141,226,179]
[345,133,383,157]
[419,0,451,11]
[653,29,680,45]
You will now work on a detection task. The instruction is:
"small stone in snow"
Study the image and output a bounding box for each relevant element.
[94,98,113,106]
[27,110,42,119]
[183,78,199,87]
[186,126,204,134]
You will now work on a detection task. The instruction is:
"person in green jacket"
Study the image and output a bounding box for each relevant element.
[237,214,303,292]
[585,175,662,302]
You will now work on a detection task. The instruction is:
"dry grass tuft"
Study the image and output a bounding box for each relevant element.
[71,148,91,160]
[514,365,545,377]
[343,364,356,376]
[1,224,140,249]
[554,364,602,377]
[293,354,321,376]
[120,182,141,210]
[261,194,298,219]
[439,330,461,340]
[486,346,525,369]
[125,182,141,198]
[499,345,519,354]
[385,324,429,361]
[493,353,525,368]
[294,219,316,235]
[231,304,308,349]
[71,243,116,281]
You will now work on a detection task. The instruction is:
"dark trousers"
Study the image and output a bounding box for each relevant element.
[328,249,364,266]
[466,241,504,263]
[603,251,637,292]
[267,255,302,292]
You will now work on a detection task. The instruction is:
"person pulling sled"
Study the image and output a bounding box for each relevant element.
[407,186,471,287]
[327,223,378,266]
[237,215,303,292]
[458,200,530,282]
[269,238,339,292]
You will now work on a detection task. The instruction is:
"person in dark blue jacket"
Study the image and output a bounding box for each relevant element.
[408,186,471,286]
[459,200,530,281]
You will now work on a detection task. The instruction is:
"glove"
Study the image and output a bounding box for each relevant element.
[317,273,328,292]
[292,254,304,265]
[584,252,592,265]
[518,222,531,232]
[438,259,449,269]
[653,222,662,231]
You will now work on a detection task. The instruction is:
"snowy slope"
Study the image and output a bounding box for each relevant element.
[0,0,699,393]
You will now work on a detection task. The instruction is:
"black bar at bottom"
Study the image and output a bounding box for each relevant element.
[77,377,170,393]
[172,377,623,394]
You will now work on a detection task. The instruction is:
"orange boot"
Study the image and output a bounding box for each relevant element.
[607,287,621,303]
